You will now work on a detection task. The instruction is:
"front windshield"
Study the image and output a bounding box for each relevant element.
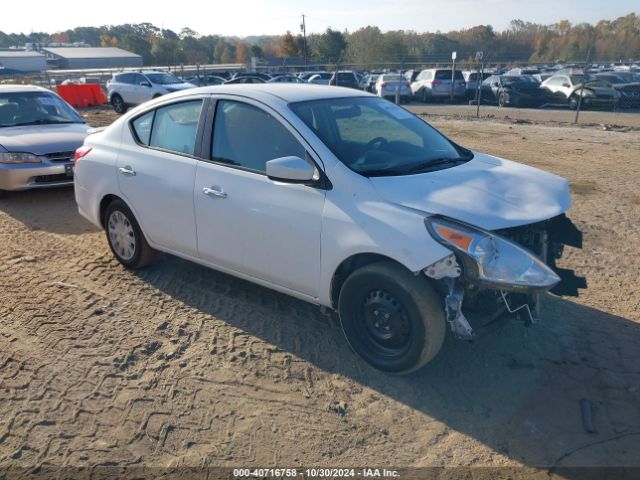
[0,91,84,127]
[145,73,182,85]
[290,97,471,177]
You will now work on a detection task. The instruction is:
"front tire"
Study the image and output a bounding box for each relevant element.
[498,92,507,107]
[338,261,446,374]
[104,199,156,269]
[111,94,127,114]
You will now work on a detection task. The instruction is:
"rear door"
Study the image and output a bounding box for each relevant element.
[193,97,326,297]
[117,97,207,256]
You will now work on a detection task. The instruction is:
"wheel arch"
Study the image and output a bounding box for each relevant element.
[330,252,419,310]
[99,193,121,228]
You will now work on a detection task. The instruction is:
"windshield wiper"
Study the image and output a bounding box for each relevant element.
[407,156,469,173]
[359,168,410,177]
[12,120,78,126]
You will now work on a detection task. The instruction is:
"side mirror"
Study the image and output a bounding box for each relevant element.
[140,81,151,87]
[562,83,570,88]
[266,156,318,183]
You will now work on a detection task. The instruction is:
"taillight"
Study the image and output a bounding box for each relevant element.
[381,82,388,88]
[432,81,443,86]
[404,82,410,88]
[73,146,92,166]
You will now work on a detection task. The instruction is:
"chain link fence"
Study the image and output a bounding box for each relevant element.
[1,60,638,128]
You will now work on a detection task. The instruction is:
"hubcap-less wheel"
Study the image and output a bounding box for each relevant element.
[362,289,411,354]
[108,210,136,261]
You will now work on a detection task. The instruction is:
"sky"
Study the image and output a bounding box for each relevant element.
[3,0,638,36]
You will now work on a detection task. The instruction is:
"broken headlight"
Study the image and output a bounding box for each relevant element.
[425,217,560,291]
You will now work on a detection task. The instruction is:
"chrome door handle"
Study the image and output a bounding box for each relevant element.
[118,166,136,177]
[202,186,227,199]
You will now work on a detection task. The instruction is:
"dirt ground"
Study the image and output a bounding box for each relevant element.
[1,107,639,476]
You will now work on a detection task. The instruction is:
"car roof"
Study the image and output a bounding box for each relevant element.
[166,84,370,104]
[0,85,52,94]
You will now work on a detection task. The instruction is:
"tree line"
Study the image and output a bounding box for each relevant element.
[0,13,637,67]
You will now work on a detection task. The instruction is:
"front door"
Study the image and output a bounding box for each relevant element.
[194,98,325,297]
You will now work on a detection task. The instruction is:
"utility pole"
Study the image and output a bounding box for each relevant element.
[300,14,308,70]
[574,41,594,124]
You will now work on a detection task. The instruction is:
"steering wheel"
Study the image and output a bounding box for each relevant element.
[363,136,388,152]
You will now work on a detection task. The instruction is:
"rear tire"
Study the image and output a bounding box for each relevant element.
[338,261,446,374]
[104,199,156,269]
[0,189,8,199]
[111,94,127,114]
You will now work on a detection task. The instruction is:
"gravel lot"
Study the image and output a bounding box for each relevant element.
[1,107,639,475]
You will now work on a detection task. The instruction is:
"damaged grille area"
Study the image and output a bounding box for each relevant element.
[497,215,586,297]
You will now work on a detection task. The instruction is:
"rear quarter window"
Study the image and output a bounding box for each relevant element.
[131,110,154,145]
[435,70,464,80]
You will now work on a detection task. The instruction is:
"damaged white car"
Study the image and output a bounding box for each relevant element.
[74,85,584,374]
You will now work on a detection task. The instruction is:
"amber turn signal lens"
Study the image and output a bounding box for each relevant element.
[435,226,473,250]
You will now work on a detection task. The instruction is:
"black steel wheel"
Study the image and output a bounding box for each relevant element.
[338,261,445,374]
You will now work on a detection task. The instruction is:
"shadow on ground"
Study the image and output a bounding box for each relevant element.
[0,188,98,236]
[132,255,640,475]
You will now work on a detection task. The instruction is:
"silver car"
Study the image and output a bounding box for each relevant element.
[0,85,89,196]
[374,74,412,101]
[411,68,467,102]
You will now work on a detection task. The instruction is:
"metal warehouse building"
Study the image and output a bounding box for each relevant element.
[42,47,143,69]
[0,51,47,72]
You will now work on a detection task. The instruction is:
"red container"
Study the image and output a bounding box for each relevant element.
[56,84,107,108]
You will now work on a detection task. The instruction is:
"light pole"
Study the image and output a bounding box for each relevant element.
[300,14,308,70]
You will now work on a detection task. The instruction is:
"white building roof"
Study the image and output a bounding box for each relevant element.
[0,51,46,58]
[43,47,141,59]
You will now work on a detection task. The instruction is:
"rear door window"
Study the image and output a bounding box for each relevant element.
[135,100,204,155]
[150,101,203,155]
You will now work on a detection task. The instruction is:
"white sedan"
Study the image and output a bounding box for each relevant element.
[74,84,582,373]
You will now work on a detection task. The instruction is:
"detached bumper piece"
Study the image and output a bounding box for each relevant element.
[548,215,587,297]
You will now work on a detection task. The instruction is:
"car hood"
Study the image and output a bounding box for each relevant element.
[0,123,90,155]
[369,152,571,230]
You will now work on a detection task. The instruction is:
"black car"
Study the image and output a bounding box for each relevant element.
[328,71,359,89]
[481,75,548,108]
[594,73,640,108]
[224,76,266,84]
[232,72,272,81]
